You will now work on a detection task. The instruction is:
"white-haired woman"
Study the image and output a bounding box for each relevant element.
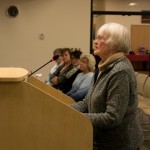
[67,54,96,102]
[70,23,143,150]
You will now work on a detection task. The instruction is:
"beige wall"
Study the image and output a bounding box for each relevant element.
[1,0,150,81]
[0,0,90,81]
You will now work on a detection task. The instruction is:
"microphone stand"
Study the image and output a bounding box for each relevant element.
[28,60,53,77]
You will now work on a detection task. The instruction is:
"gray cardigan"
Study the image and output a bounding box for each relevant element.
[71,57,144,150]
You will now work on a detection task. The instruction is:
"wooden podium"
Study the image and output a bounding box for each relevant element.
[27,75,75,105]
[0,68,93,150]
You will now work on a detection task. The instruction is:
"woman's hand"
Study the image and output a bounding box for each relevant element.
[50,76,58,85]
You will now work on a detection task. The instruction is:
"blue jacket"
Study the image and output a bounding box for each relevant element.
[67,72,94,102]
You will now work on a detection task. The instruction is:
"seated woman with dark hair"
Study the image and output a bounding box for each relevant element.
[64,49,82,89]
[50,48,82,94]
[66,54,96,102]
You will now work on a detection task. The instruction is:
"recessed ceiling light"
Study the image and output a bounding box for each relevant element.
[129,3,137,6]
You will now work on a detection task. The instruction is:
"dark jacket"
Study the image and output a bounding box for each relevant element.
[51,64,81,94]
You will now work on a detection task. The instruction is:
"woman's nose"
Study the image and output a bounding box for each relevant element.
[94,39,97,44]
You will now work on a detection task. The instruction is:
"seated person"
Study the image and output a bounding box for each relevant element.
[45,48,64,85]
[66,54,96,102]
[50,48,82,93]
[65,49,83,85]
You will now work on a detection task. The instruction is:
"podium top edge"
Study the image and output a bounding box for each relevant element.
[0,67,28,82]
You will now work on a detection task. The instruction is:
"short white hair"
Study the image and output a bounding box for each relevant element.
[97,22,131,54]
[80,54,96,72]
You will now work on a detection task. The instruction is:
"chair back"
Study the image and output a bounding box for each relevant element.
[135,71,138,76]
[143,77,150,99]
[136,73,148,96]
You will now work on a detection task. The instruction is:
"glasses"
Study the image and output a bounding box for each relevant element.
[95,35,104,41]
[71,57,78,60]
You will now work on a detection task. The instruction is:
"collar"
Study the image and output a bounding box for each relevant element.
[98,52,125,70]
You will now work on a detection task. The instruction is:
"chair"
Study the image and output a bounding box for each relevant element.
[136,73,148,104]
[135,71,138,77]
[140,77,150,114]
[136,73,148,122]
[139,77,150,140]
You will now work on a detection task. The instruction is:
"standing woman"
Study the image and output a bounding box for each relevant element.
[70,23,143,150]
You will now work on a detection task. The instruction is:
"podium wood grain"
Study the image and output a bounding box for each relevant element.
[27,76,75,105]
[0,68,93,150]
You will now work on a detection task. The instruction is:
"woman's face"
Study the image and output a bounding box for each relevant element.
[93,34,110,61]
[71,56,80,66]
[80,58,90,73]
[62,51,71,63]
[94,31,115,61]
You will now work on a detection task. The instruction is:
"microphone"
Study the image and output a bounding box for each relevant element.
[51,55,59,62]
[28,55,59,77]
